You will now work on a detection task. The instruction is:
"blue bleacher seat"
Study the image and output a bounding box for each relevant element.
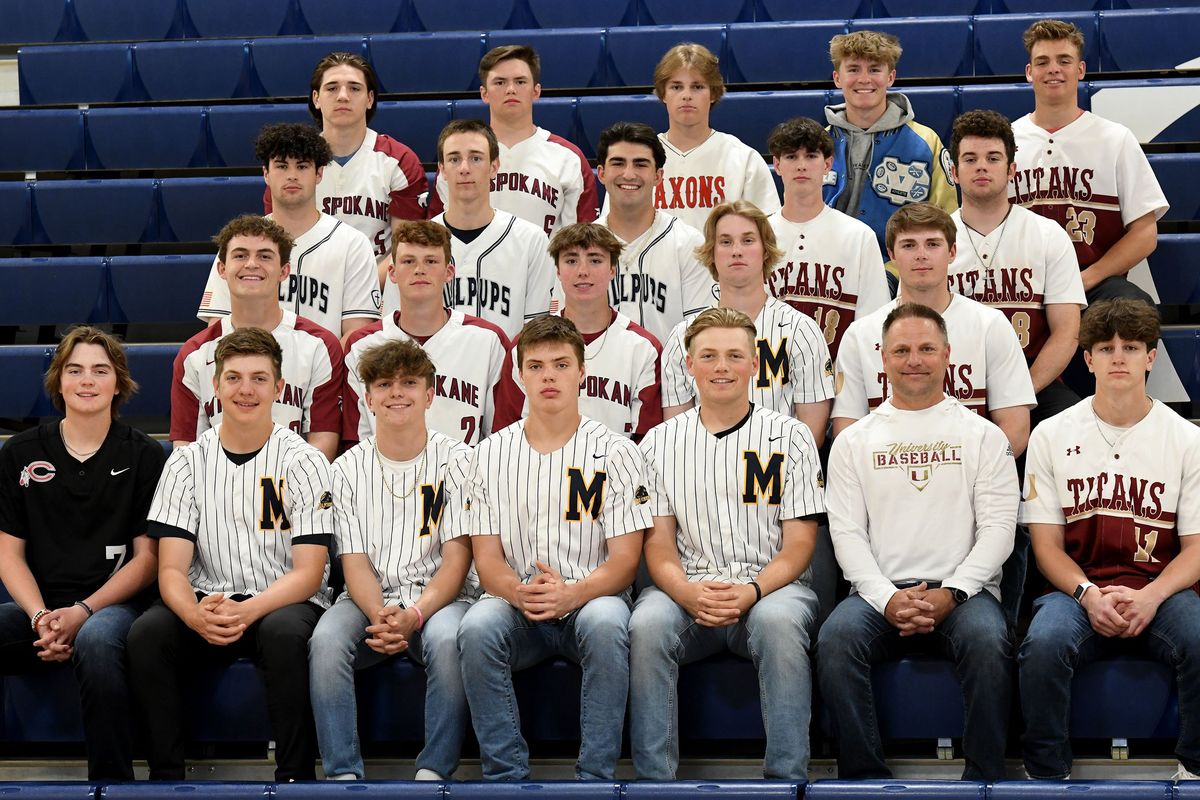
[605,25,727,88]
[1,663,84,740]
[624,782,799,798]
[991,0,1104,11]
[710,91,828,155]
[100,784,272,799]
[873,0,983,15]
[486,28,607,90]
[901,85,959,145]
[87,106,207,170]
[989,782,1173,799]
[0,347,55,418]
[678,655,764,740]
[0,0,71,45]
[639,0,754,25]
[973,12,1100,77]
[959,84,1030,124]
[1121,0,1200,6]
[354,657,427,744]
[874,656,964,739]
[276,785,444,799]
[576,96,667,160]
[296,0,407,35]
[134,40,251,102]
[526,0,636,29]
[1148,153,1200,222]
[120,345,178,419]
[181,658,273,742]
[205,103,315,169]
[726,22,846,84]
[108,254,213,324]
[157,176,265,243]
[370,32,486,94]
[1100,9,1200,72]
[758,0,868,20]
[0,258,107,326]
[252,36,368,98]
[72,0,180,43]
[1070,657,1177,738]
[1162,329,1200,402]
[0,784,95,799]
[1147,234,1200,304]
[0,108,85,172]
[0,182,32,246]
[372,100,453,167]
[848,17,972,79]
[806,781,985,799]
[1088,79,1200,145]
[409,0,520,32]
[33,179,156,245]
[444,784,619,799]
[18,43,137,105]
[184,0,295,39]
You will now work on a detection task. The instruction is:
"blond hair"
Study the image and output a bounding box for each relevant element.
[829,30,902,70]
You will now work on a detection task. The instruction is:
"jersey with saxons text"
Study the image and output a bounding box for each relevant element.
[343,308,521,445]
[652,130,781,231]
[1021,398,1200,591]
[949,205,1085,364]
[466,416,651,586]
[662,297,835,413]
[767,205,891,361]
[598,210,715,345]
[833,293,1035,421]
[0,421,165,609]
[1009,112,1168,270]
[263,129,427,258]
[171,310,343,442]
[640,405,824,584]
[148,425,333,606]
[332,431,477,607]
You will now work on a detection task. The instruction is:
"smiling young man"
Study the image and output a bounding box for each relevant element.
[1018,299,1200,782]
[631,307,824,781]
[426,45,597,236]
[820,302,1018,781]
[174,214,344,461]
[766,116,890,361]
[344,220,519,446]
[457,314,651,782]
[0,327,164,782]
[129,327,333,781]
[660,200,834,446]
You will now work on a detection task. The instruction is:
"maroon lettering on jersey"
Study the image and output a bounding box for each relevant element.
[654,175,727,212]
[874,363,984,412]
[491,172,562,210]
[768,260,856,358]
[584,375,633,408]
[435,374,481,408]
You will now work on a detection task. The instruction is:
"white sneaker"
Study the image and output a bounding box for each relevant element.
[1172,763,1200,781]
[327,773,358,781]
[414,768,445,781]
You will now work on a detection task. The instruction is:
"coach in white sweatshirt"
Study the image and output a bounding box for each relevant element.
[818,301,1018,781]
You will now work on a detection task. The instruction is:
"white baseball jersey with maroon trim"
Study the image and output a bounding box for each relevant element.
[428,127,599,236]
[832,294,1036,422]
[509,309,662,440]
[1021,398,1200,591]
[640,404,824,584]
[598,210,716,345]
[343,308,520,446]
[1009,111,1168,270]
[148,425,333,606]
[264,129,428,258]
[767,205,891,361]
[332,430,477,606]
[171,310,343,442]
[197,213,381,338]
[661,297,835,413]
[949,204,1086,364]
[466,416,651,586]
[653,130,781,231]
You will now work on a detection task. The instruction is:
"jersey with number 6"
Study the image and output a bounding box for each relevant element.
[1009,111,1169,270]
[767,205,891,361]
[949,204,1086,364]
[1020,398,1200,590]
[0,421,165,609]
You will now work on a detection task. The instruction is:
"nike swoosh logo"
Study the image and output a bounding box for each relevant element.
[593,453,605,459]
[111,468,130,476]
[778,322,789,327]
[205,359,216,365]
[768,436,783,442]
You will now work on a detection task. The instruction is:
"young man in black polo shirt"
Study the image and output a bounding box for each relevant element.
[0,326,166,782]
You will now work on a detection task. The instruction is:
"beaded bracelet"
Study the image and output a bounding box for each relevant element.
[30,608,51,631]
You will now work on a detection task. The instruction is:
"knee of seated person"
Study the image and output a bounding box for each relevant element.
[751,590,815,635]
[457,600,507,651]
[307,619,354,660]
[575,596,630,639]
[629,594,679,638]
[71,618,121,660]
[257,607,314,649]
[419,609,461,652]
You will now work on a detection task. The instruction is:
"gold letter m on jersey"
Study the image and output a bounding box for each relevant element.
[742,451,784,505]
[565,468,606,522]
[259,477,292,532]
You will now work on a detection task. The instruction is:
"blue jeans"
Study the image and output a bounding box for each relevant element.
[817,592,1012,780]
[1019,589,1200,778]
[0,601,141,782]
[629,584,817,780]
[457,595,631,781]
[309,597,469,779]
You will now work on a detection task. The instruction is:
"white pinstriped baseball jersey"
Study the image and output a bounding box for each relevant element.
[197,213,381,338]
[170,310,343,442]
[428,127,599,235]
[832,294,1036,422]
[949,204,1085,364]
[598,210,716,345]
[332,430,477,606]
[147,425,333,607]
[654,130,781,231]
[640,404,825,584]
[343,308,520,446]
[766,205,891,361]
[661,297,835,413]
[466,416,651,584]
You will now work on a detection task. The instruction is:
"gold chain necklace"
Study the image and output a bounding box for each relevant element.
[373,437,426,499]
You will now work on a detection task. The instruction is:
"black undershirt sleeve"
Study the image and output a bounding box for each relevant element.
[148,521,197,542]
